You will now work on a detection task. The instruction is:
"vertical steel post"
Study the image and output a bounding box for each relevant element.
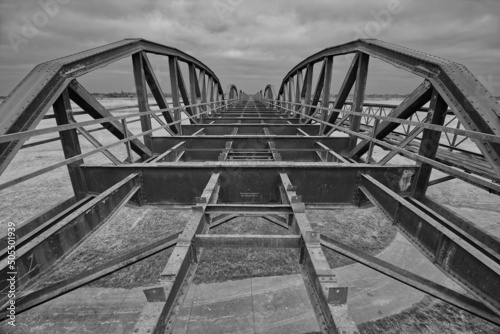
[366,118,380,164]
[288,77,294,113]
[132,52,153,150]
[168,56,182,135]
[348,52,369,151]
[323,53,360,134]
[188,63,200,119]
[295,70,303,114]
[52,88,87,198]
[121,118,133,163]
[320,56,333,134]
[302,63,313,122]
[199,69,207,117]
[207,76,214,116]
[413,89,448,198]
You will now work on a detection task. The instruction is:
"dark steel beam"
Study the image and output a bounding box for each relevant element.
[416,197,500,261]
[141,53,178,134]
[175,60,196,122]
[320,234,500,326]
[68,80,152,158]
[323,52,359,133]
[209,117,301,124]
[0,232,180,317]
[150,136,351,162]
[168,56,182,133]
[207,75,214,113]
[301,63,313,120]
[189,63,201,119]
[0,195,94,260]
[81,163,417,205]
[348,52,369,152]
[348,80,433,158]
[205,204,293,215]
[0,197,78,247]
[52,89,87,198]
[199,69,207,115]
[430,68,500,176]
[194,234,301,248]
[305,58,326,123]
[132,52,153,149]
[295,70,303,113]
[181,124,320,136]
[319,56,334,134]
[412,89,449,198]
[0,174,140,296]
[359,174,500,314]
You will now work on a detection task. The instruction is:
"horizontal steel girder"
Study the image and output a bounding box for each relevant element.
[209,117,301,124]
[194,234,301,248]
[205,204,293,215]
[80,163,418,205]
[181,124,320,136]
[150,136,351,162]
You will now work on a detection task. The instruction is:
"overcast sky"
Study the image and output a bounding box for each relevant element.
[0,0,499,96]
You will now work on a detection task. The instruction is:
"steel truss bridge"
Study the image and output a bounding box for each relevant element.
[0,38,499,333]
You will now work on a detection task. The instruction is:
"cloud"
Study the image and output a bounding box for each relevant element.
[0,0,499,95]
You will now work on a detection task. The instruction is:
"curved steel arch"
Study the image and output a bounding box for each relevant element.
[264,84,275,100]
[226,84,239,99]
[268,38,500,176]
[0,38,231,175]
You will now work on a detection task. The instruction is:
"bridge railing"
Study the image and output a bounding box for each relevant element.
[259,96,500,194]
[0,98,239,192]
[279,99,477,156]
